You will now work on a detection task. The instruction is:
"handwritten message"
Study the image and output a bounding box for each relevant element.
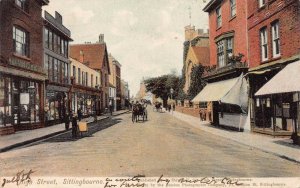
[0,170,294,188]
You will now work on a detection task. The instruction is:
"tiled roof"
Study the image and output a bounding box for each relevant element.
[192,46,210,66]
[70,43,108,71]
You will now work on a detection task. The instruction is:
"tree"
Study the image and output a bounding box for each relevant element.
[144,74,180,106]
[187,64,206,100]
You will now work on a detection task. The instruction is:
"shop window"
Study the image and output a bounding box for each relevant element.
[256,98,260,107]
[282,103,290,118]
[13,26,29,57]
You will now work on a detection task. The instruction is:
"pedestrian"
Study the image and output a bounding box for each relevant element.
[64,110,71,130]
[109,100,113,116]
[71,114,78,138]
[172,103,175,111]
[77,108,82,121]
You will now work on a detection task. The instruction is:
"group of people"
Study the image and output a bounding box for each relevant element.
[63,108,83,139]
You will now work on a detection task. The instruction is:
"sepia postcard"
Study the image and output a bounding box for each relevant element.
[0,0,300,187]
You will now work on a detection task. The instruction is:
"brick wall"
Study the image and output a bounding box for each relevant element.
[0,0,45,67]
[248,0,300,68]
[175,106,200,118]
[207,0,248,67]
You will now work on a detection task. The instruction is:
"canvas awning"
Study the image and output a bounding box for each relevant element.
[192,77,238,102]
[255,60,300,96]
[192,74,248,112]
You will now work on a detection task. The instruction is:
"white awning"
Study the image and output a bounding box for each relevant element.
[192,74,248,112]
[192,77,239,102]
[255,60,300,96]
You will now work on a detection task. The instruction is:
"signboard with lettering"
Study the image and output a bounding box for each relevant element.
[9,57,46,74]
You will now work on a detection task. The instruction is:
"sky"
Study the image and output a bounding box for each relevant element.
[44,0,209,96]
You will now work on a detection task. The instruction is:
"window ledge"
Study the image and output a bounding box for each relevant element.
[13,4,30,17]
[13,53,31,62]
[258,5,266,12]
[260,56,281,64]
[216,26,222,31]
[229,15,237,22]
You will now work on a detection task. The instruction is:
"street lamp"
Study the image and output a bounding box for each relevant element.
[170,88,174,100]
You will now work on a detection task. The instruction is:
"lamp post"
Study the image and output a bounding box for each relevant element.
[170,88,174,100]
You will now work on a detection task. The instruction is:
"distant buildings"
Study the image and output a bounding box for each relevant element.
[69,35,111,112]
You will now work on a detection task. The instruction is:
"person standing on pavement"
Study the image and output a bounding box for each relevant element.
[77,108,83,121]
[71,114,78,138]
[109,100,113,116]
[64,110,71,130]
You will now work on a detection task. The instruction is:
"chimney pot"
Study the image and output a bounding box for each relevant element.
[99,34,104,43]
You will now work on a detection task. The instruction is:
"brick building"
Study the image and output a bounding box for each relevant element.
[182,25,210,94]
[193,0,249,131]
[43,10,73,126]
[70,35,110,112]
[0,0,49,135]
[247,0,300,138]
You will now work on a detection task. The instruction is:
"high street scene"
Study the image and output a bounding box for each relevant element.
[0,0,300,187]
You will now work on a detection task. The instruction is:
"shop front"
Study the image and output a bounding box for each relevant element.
[72,88,101,118]
[254,60,300,143]
[192,74,249,131]
[45,85,70,126]
[0,73,44,134]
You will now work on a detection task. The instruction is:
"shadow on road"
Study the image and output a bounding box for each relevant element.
[21,118,123,147]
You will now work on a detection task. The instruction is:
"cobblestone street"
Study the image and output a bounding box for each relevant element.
[1,108,299,177]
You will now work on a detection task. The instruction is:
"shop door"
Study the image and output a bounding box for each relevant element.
[12,81,20,125]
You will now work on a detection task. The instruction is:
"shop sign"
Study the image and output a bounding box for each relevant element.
[9,57,46,74]
[20,93,29,105]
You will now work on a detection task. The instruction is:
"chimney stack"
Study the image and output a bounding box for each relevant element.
[99,34,104,44]
[79,50,84,63]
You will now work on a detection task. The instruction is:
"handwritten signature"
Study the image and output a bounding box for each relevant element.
[1,169,34,187]
[158,175,243,186]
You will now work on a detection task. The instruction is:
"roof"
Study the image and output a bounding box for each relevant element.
[70,43,110,73]
[203,0,222,12]
[192,46,210,66]
[255,60,300,96]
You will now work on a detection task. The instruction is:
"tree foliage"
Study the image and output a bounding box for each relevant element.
[187,64,206,100]
[144,74,180,105]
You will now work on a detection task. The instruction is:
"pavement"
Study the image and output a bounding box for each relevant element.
[0,109,129,153]
[170,110,300,163]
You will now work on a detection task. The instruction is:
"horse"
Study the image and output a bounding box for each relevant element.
[132,104,146,123]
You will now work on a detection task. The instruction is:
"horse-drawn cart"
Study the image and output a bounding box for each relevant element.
[132,104,147,123]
